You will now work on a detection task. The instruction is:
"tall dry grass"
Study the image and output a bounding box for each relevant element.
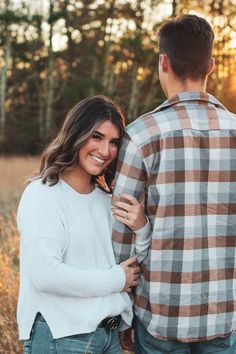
[0,156,39,354]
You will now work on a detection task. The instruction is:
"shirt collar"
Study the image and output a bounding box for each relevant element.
[154,91,227,112]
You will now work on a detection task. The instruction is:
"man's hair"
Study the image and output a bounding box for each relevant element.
[158,14,214,81]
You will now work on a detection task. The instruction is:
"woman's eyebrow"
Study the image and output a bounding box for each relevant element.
[93,131,104,136]
[94,131,120,140]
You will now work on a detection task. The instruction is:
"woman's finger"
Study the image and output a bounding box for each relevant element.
[112,201,134,212]
[119,193,139,205]
[133,267,140,274]
[112,208,129,219]
[131,280,138,286]
[113,209,137,223]
[113,214,132,226]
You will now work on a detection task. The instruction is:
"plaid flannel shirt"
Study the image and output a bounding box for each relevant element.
[112,91,236,342]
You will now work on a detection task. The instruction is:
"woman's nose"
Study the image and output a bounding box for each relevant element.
[98,142,110,157]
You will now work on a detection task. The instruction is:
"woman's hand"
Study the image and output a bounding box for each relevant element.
[112,193,147,231]
[120,257,140,293]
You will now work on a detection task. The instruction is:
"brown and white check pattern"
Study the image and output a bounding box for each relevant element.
[112,91,236,342]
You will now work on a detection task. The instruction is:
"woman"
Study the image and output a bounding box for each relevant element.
[17,96,149,354]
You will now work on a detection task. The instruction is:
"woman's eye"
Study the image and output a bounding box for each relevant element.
[92,134,101,141]
[111,140,119,147]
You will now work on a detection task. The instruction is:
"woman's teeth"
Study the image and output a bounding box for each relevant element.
[91,155,104,164]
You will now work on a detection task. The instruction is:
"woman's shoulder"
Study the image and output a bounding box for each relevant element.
[95,186,112,199]
[23,178,54,193]
[20,179,61,205]
[17,180,66,224]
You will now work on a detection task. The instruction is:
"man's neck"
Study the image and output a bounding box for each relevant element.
[166,77,207,99]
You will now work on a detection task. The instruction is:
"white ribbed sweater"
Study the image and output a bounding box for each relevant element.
[17,179,134,339]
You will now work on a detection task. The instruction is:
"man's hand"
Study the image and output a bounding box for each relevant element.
[120,257,140,293]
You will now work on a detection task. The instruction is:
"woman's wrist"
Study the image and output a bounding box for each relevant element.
[132,215,147,232]
[134,216,151,239]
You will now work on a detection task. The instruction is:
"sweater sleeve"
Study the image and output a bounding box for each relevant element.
[24,238,125,297]
[134,217,151,264]
[17,182,125,298]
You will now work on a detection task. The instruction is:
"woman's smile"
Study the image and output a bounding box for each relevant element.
[90,154,105,164]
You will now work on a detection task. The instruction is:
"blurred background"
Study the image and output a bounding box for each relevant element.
[1,0,236,154]
[1,0,236,352]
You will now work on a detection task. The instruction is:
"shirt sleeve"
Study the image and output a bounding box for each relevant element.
[112,132,147,264]
[17,183,125,298]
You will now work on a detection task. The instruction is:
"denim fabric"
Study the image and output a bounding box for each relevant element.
[23,317,121,354]
[134,316,236,354]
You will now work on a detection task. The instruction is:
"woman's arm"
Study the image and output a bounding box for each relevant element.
[24,237,126,297]
[18,183,139,298]
[112,193,151,263]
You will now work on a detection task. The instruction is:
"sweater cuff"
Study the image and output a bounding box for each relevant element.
[134,216,151,241]
[110,264,126,293]
[134,217,151,265]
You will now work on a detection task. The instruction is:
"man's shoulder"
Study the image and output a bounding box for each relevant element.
[124,97,184,146]
[125,92,236,145]
[125,111,154,131]
[125,108,164,145]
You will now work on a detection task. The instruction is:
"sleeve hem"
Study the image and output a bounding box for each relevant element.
[110,265,126,293]
[134,217,151,241]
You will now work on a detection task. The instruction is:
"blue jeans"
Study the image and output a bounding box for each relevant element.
[23,316,121,354]
[134,316,236,354]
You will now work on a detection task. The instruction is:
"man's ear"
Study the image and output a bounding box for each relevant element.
[207,57,215,75]
[159,54,169,72]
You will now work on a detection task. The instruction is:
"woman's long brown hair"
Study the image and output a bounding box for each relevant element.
[30,95,126,193]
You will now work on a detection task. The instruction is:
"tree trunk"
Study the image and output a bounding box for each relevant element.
[89,57,98,95]
[45,2,54,136]
[143,69,158,112]
[128,62,139,121]
[107,68,114,95]
[0,33,11,143]
[171,0,177,17]
[102,0,116,90]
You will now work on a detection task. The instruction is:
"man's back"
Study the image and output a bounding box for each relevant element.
[113,14,236,352]
[113,91,236,341]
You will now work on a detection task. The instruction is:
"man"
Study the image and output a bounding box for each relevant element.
[112,14,236,354]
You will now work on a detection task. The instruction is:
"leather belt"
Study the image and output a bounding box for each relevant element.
[99,315,121,331]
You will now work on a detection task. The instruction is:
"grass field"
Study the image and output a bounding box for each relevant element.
[0,156,133,354]
[0,156,39,353]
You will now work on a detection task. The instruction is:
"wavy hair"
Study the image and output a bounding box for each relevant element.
[30,95,126,193]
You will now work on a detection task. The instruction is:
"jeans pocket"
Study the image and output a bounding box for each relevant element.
[145,331,186,354]
[23,339,32,354]
[210,335,231,349]
[65,332,93,340]
[55,332,95,354]
[144,331,168,351]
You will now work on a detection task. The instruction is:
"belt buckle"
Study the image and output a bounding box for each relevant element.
[105,316,121,331]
